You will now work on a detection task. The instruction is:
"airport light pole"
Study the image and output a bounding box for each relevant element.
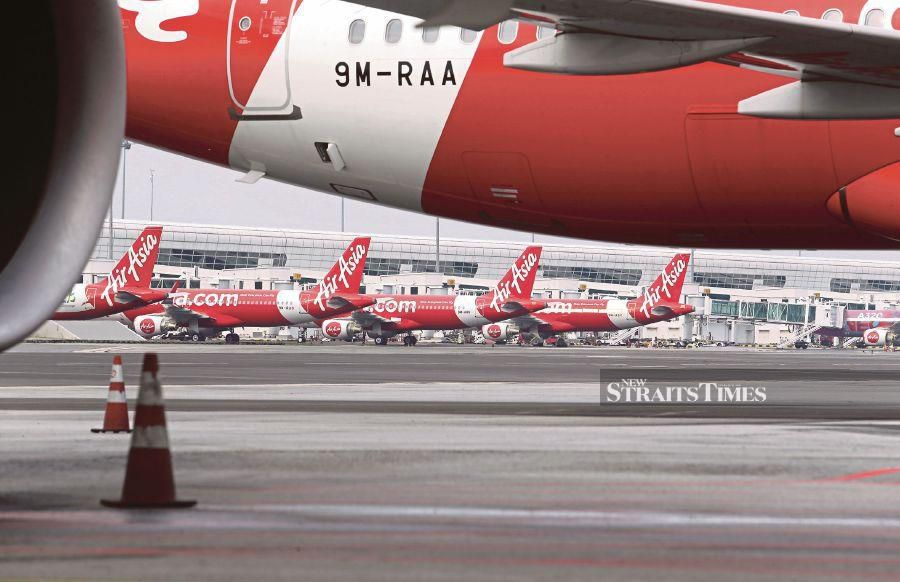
[436,217,441,275]
[120,140,131,219]
[109,140,132,259]
[149,169,155,221]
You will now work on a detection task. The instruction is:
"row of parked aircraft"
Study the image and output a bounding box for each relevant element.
[52,227,698,346]
[8,0,900,352]
[55,226,900,347]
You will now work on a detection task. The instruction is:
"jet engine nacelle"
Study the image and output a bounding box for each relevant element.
[863,328,896,347]
[322,319,362,341]
[0,1,125,351]
[134,316,177,339]
[482,322,520,343]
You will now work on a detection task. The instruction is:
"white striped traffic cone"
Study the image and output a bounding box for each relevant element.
[101,353,195,509]
[91,355,131,434]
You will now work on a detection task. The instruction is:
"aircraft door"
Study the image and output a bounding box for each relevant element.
[227,0,301,120]
[85,287,97,309]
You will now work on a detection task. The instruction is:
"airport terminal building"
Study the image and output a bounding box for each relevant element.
[74,220,900,343]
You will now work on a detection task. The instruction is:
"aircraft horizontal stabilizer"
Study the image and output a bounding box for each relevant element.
[327,293,377,311]
[502,299,547,313]
[115,288,169,305]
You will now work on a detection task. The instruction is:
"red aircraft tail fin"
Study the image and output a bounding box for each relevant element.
[488,246,542,310]
[637,253,691,319]
[99,226,163,306]
[312,237,371,311]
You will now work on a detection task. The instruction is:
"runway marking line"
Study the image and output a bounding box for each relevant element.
[829,467,900,482]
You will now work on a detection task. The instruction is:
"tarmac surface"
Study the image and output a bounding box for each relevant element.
[3,342,900,580]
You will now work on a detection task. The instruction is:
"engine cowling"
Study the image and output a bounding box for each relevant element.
[322,319,362,341]
[0,2,125,351]
[863,328,896,347]
[482,322,520,343]
[134,316,177,339]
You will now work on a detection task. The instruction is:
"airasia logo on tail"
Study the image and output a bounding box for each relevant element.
[139,318,156,335]
[324,321,343,337]
[490,252,538,312]
[486,324,503,339]
[315,243,367,311]
[100,232,159,307]
[640,257,687,319]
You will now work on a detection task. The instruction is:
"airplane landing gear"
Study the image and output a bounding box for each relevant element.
[189,333,206,342]
[402,334,418,347]
[225,332,240,345]
[374,336,388,346]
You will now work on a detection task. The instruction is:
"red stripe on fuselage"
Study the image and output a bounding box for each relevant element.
[121,0,302,164]
[422,9,900,248]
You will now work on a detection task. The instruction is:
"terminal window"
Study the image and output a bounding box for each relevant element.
[158,248,288,270]
[540,265,642,286]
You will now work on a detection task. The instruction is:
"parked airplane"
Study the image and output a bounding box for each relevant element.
[11,0,900,352]
[819,309,900,346]
[118,0,900,249]
[321,246,545,345]
[121,237,374,343]
[52,226,167,321]
[482,253,694,346]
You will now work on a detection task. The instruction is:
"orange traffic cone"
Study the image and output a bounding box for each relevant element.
[101,353,196,509]
[91,356,132,434]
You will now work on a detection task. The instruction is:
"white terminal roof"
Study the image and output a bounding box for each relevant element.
[92,220,900,297]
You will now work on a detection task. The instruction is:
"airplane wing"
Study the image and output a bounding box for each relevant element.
[350,0,900,118]
[504,313,547,331]
[349,310,400,330]
[159,303,206,326]
[157,302,244,328]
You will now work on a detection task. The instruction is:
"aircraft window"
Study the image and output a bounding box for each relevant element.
[385,18,403,43]
[864,8,885,26]
[238,16,252,32]
[460,28,477,43]
[423,25,440,43]
[783,10,800,16]
[498,20,518,44]
[349,19,365,44]
[537,24,556,40]
[821,8,843,21]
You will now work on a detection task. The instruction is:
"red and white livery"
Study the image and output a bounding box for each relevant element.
[118,0,900,249]
[322,245,545,345]
[122,236,374,343]
[483,253,694,346]
[53,226,167,321]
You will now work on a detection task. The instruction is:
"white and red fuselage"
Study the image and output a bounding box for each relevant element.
[53,226,166,321]
[121,236,373,338]
[119,0,900,249]
[483,253,694,341]
[322,245,545,339]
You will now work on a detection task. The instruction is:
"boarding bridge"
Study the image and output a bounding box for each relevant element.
[700,298,845,327]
